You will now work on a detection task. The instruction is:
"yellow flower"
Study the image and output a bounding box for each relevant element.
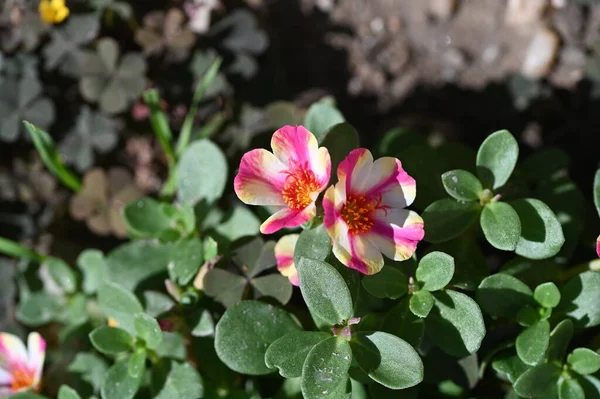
[107,317,119,327]
[39,0,70,24]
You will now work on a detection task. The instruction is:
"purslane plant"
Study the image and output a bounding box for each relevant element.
[2,95,600,399]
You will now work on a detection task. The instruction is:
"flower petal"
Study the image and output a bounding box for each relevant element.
[364,157,416,208]
[337,148,373,194]
[27,333,45,383]
[271,125,318,167]
[274,235,300,287]
[234,149,287,206]
[260,204,316,234]
[0,367,12,386]
[368,209,424,261]
[597,235,600,258]
[332,233,384,275]
[0,334,28,367]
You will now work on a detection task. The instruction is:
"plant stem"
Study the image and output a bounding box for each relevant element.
[0,237,44,262]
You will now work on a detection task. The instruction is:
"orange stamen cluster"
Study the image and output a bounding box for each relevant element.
[11,364,35,392]
[281,169,320,210]
[341,194,386,235]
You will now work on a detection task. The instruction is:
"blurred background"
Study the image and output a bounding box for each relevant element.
[1,0,600,268]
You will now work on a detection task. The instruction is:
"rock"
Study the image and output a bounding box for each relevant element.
[428,0,457,20]
[505,0,548,27]
[521,27,560,79]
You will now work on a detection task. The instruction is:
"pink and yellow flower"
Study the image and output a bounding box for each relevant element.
[323,148,424,275]
[234,126,331,234]
[275,234,300,286]
[596,235,600,258]
[0,332,45,396]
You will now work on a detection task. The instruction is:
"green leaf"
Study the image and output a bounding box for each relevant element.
[177,139,227,206]
[101,357,144,399]
[143,89,174,165]
[559,376,585,399]
[134,313,163,349]
[155,332,186,360]
[432,236,488,291]
[152,361,204,399]
[46,257,77,294]
[303,102,345,142]
[301,337,352,399]
[510,198,565,260]
[203,268,247,308]
[190,309,214,337]
[265,331,330,378]
[492,351,530,384]
[105,240,172,291]
[167,237,204,285]
[558,271,600,328]
[98,281,144,335]
[297,257,354,326]
[17,292,61,327]
[422,199,481,243]
[176,57,222,157]
[214,205,261,242]
[594,169,600,218]
[89,326,134,355]
[534,282,561,308]
[441,169,483,201]
[516,306,541,327]
[57,385,82,399]
[425,290,486,357]
[476,129,519,189]
[215,300,300,375]
[568,348,600,375]
[24,121,82,192]
[577,375,600,399]
[68,352,109,393]
[416,251,455,291]
[251,274,293,305]
[77,249,106,294]
[514,363,561,398]
[516,320,550,366]
[127,348,146,378]
[122,198,174,238]
[294,224,332,265]
[321,122,360,180]
[144,291,175,318]
[232,237,276,279]
[547,319,574,361]
[361,265,408,299]
[480,202,521,251]
[476,274,534,319]
[351,331,423,389]
[409,290,435,318]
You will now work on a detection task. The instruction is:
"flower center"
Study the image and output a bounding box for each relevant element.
[11,364,35,392]
[341,194,386,235]
[281,169,320,210]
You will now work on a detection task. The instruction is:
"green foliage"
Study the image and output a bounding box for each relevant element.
[134,313,163,349]
[303,101,345,143]
[89,326,134,355]
[476,129,519,189]
[415,251,454,291]
[296,257,354,326]
[441,169,483,201]
[568,349,600,375]
[362,266,408,299]
[98,281,144,335]
[480,202,522,251]
[422,199,481,243]
[265,331,330,378]
[409,290,435,318]
[301,337,352,399]
[215,300,300,375]
[510,199,565,259]
[516,320,550,366]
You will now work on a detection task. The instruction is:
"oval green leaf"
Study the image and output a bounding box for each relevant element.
[422,199,481,243]
[46,257,77,294]
[58,386,81,399]
[303,102,345,143]
[409,290,435,318]
[127,349,146,378]
[416,251,455,291]
[351,331,423,389]
[425,290,486,357]
[177,139,227,206]
[568,348,600,375]
[534,282,561,309]
[476,129,519,189]
[301,337,352,399]
[167,237,204,285]
[559,376,585,399]
[265,331,330,378]
[558,271,600,328]
[514,363,561,398]
[510,198,565,260]
[215,300,300,375]
[516,319,550,366]
[441,169,483,201]
[362,265,408,299]
[294,224,332,265]
[476,274,534,319]
[594,169,600,218]
[98,281,144,335]
[89,326,134,355]
[547,319,574,361]
[101,357,144,399]
[481,202,521,251]
[122,198,174,238]
[297,257,354,326]
[134,313,163,350]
